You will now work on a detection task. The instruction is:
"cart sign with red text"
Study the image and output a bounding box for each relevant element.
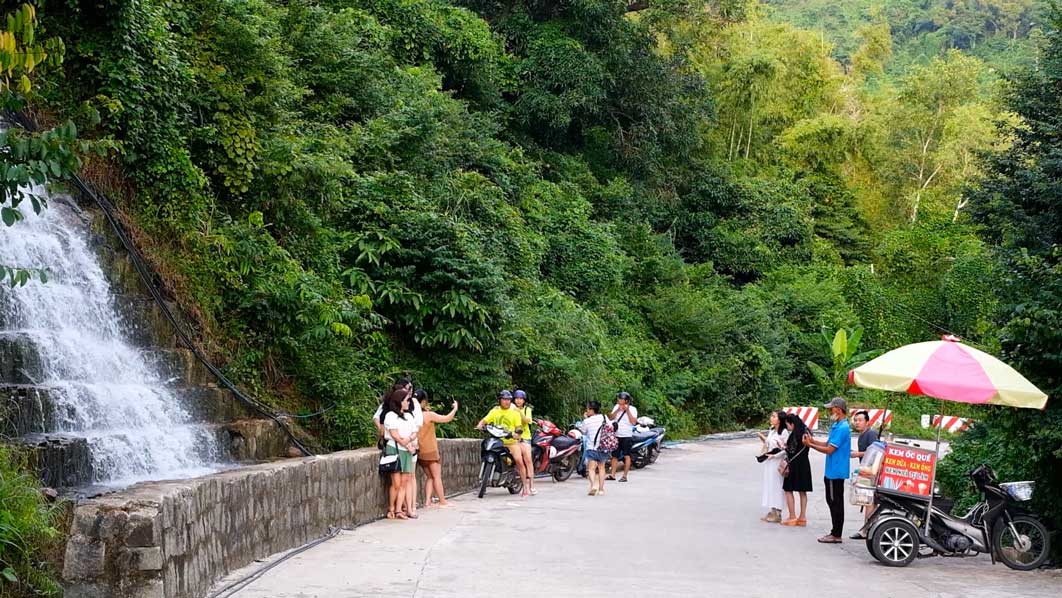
[878,444,937,497]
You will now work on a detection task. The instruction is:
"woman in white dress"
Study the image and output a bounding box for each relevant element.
[757,410,789,523]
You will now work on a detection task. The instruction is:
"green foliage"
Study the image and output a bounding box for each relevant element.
[0,3,78,288]
[672,170,813,281]
[16,0,1040,466]
[806,326,881,400]
[946,12,1062,546]
[0,448,61,597]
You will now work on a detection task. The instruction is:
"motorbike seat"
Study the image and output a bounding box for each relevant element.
[550,435,579,450]
[532,431,552,445]
[632,427,663,443]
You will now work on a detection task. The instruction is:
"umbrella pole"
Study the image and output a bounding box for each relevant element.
[924,399,944,534]
[880,395,891,438]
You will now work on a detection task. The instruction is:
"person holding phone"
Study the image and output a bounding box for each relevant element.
[804,397,852,544]
[781,413,813,527]
[578,401,610,496]
[608,392,639,482]
[416,390,459,507]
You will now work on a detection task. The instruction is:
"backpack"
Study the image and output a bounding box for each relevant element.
[596,414,619,452]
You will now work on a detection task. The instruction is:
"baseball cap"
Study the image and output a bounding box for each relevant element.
[823,397,848,412]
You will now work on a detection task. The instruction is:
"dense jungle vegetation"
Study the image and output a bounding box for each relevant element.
[2,0,1062,591]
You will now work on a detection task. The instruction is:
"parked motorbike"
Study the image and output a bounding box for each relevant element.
[477,425,523,498]
[530,419,582,482]
[629,417,665,469]
[863,463,1050,569]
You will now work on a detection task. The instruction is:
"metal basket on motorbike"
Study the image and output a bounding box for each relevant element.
[999,481,1035,502]
[849,484,875,506]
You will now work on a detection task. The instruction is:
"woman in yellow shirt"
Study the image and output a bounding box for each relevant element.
[513,390,536,496]
[476,390,527,493]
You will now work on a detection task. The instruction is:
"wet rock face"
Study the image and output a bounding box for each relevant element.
[62,439,483,598]
[13,433,95,488]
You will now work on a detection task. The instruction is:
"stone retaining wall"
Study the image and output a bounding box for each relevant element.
[62,439,482,598]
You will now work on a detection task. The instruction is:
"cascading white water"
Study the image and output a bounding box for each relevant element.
[0,182,223,487]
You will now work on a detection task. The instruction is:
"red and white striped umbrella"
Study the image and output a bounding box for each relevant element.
[848,336,1048,410]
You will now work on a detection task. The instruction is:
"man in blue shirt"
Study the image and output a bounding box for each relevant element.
[804,397,852,543]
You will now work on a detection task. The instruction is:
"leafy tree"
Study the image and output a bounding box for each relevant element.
[693,19,844,163]
[865,50,1008,224]
[945,10,1062,542]
[806,326,880,399]
[0,3,76,287]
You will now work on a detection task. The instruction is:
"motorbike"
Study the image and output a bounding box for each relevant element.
[476,425,523,498]
[530,419,582,482]
[863,463,1051,569]
[629,417,665,469]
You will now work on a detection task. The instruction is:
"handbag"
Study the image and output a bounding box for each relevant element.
[779,445,807,477]
[379,448,400,474]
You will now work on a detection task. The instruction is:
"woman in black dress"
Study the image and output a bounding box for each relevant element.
[781,413,813,526]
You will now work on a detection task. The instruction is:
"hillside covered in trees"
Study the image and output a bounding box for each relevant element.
[6,0,1042,441]
[3,0,1062,590]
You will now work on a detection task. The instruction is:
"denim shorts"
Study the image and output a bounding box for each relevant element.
[585,449,609,463]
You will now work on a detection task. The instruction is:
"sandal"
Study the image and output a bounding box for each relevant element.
[619,477,628,483]
[796,519,807,527]
[395,512,408,520]
[589,488,598,496]
[386,511,395,520]
[781,519,800,526]
[606,475,616,481]
[817,535,842,544]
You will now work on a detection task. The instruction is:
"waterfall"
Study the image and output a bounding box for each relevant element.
[0,182,224,488]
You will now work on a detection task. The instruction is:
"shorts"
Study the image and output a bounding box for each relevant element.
[521,439,531,445]
[385,444,415,473]
[585,450,609,463]
[612,437,634,459]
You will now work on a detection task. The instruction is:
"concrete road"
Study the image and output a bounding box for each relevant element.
[210,438,1061,598]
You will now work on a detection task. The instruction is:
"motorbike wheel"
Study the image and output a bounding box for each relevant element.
[478,462,493,499]
[648,444,660,465]
[992,515,1051,571]
[870,519,920,567]
[507,475,523,495]
[632,448,648,470]
[553,453,578,482]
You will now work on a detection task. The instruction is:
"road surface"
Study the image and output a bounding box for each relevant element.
[210,438,1060,598]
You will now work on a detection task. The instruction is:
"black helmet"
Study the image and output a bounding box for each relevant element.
[616,391,632,403]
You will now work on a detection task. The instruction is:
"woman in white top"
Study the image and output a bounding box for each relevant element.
[374,379,422,516]
[578,400,610,496]
[757,410,790,523]
[382,388,416,520]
